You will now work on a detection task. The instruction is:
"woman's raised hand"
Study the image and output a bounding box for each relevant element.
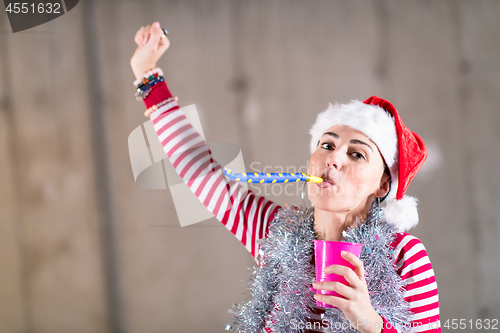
[130,22,170,80]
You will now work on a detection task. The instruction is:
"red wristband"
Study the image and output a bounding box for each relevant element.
[143,81,173,109]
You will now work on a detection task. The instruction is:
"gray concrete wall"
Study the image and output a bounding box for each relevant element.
[0,0,499,332]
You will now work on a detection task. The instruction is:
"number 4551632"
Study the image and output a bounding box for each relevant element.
[5,2,61,14]
[443,319,498,330]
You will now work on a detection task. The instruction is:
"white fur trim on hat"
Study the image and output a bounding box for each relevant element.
[309,100,398,166]
[383,195,419,232]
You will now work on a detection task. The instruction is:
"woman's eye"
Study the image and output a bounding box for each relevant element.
[351,152,366,160]
[321,142,333,150]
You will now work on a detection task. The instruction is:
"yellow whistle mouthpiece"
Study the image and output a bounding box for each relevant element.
[305,175,323,183]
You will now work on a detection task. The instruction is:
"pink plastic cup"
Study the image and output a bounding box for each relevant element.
[313,240,364,308]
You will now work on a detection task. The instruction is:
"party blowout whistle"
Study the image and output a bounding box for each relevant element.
[223,168,323,184]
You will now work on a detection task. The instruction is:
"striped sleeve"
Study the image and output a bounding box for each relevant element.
[386,233,441,333]
[143,81,281,258]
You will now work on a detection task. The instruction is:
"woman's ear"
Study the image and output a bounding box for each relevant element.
[376,172,391,198]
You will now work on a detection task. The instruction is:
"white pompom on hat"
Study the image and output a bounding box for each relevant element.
[308,96,428,233]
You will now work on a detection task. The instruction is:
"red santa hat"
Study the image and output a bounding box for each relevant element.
[308,96,428,232]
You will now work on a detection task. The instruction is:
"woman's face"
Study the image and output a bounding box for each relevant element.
[307,125,389,213]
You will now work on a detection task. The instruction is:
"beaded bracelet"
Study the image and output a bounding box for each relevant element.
[135,75,165,100]
[144,96,177,117]
[137,73,160,89]
[133,68,164,88]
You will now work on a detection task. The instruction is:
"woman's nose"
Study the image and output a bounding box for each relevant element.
[325,150,343,170]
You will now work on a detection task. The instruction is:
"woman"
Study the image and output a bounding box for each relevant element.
[130,22,441,333]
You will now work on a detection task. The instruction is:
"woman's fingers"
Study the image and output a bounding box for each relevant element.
[134,22,168,49]
[145,22,163,49]
[158,32,170,50]
[313,254,377,325]
[134,25,151,47]
[142,25,151,46]
[157,36,170,54]
[323,264,362,289]
[313,281,353,299]
[134,26,145,46]
[341,251,366,284]
[314,293,348,309]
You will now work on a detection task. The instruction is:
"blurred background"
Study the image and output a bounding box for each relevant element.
[1,0,499,332]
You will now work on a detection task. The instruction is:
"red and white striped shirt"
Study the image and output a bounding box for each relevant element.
[142,81,441,332]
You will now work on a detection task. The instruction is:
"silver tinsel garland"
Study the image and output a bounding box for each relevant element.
[226,202,412,333]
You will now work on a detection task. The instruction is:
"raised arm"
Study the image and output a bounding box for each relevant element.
[130,22,281,258]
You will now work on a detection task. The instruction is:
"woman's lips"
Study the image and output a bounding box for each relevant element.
[316,178,335,188]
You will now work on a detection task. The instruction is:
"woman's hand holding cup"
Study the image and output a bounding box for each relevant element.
[312,241,383,333]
